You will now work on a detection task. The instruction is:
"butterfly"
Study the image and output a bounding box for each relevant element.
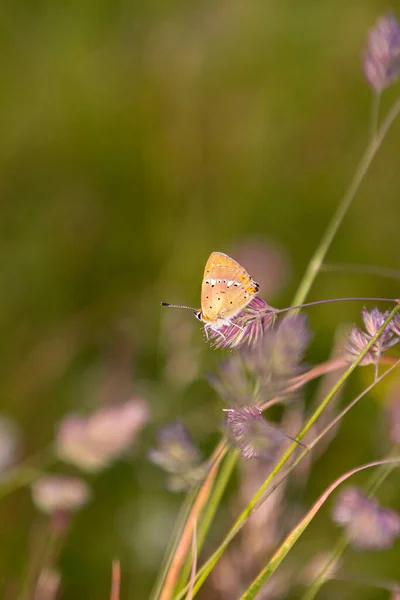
[162,251,260,336]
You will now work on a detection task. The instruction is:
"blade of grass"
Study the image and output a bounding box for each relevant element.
[177,449,239,590]
[186,521,197,600]
[150,486,200,600]
[158,441,228,600]
[240,457,400,599]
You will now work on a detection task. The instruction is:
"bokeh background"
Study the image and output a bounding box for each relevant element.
[1,0,400,598]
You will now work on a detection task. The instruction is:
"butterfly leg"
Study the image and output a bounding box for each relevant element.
[205,323,227,342]
[222,318,244,332]
[213,327,227,342]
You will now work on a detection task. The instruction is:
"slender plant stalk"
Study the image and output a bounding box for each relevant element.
[150,486,201,600]
[370,91,381,141]
[368,452,399,495]
[302,535,348,600]
[292,97,400,308]
[321,262,400,281]
[277,296,396,315]
[186,521,197,600]
[177,449,238,591]
[239,457,400,599]
[174,306,400,599]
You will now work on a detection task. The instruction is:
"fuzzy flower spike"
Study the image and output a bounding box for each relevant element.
[364,12,400,92]
[332,486,400,549]
[224,406,290,460]
[149,421,207,491]
[56,398,149,472]
[206,297,276,350]
[345,307,399,372]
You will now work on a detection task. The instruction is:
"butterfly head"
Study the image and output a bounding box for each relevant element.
[194,309,203,321]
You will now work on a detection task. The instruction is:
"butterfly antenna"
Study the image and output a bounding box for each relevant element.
[161,302,198,311]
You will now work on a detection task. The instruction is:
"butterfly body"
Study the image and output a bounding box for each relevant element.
[196,252,259,333]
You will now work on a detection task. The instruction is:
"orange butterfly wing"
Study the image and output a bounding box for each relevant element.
[201,252,259,323]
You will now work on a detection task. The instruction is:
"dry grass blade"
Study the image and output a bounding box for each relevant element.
[110,560,120,600]
[186,520,197,600]
[159,441,227,600]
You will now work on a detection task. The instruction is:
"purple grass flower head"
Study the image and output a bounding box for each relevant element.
[149,421,207,491]
[32,476,90,515]
[345,308,398,366]
[224,406,287,460]
[56,398,149,472]
[245,314,311,390]
[207,353,256,407]
[364,12,400,92]
[332,486,400,549]
[206,297,276,350]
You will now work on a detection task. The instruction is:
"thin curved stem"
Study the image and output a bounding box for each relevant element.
[292,96,400,308]
[276,296,396,314]
[321,262,400,281]
[370,92,381,141]
[177,450,238,591]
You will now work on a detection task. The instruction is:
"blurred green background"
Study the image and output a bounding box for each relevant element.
[1,0,400,598]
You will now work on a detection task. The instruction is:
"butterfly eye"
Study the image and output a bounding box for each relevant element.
[194,310,203,321]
